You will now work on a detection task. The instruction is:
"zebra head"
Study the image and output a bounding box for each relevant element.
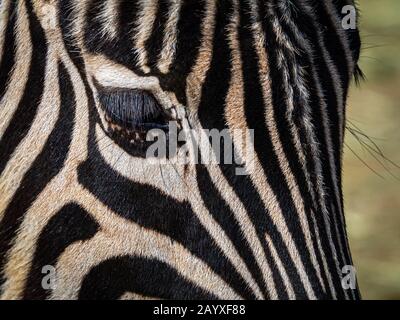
[0,0,362,299]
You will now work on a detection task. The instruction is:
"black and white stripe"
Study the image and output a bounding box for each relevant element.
[0,0,362,299]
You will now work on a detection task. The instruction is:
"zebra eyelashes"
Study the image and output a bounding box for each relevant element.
[94,84,189,159]
[94,83,188,158]
[97,87,172,132]
[94,82,177,149]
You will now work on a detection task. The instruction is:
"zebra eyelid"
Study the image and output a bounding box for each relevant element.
[85,55,159,91]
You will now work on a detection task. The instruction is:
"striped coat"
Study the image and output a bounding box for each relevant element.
[0,0,362,299]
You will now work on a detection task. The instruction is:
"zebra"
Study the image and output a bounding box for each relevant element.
[0,0,362,300]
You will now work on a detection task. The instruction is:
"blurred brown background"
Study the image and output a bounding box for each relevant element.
[344,0,400,300]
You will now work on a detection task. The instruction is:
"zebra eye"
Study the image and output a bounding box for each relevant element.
[98,87,171,131]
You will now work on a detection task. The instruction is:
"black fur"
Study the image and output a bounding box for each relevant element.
[79,256,217,300]
[24,203,99,299]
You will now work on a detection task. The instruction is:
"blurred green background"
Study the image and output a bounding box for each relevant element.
[344,0,400,300]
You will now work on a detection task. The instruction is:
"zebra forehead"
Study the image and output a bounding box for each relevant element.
[25,0,361,111]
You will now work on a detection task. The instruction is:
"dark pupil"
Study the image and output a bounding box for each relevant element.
[98,88,168,130]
